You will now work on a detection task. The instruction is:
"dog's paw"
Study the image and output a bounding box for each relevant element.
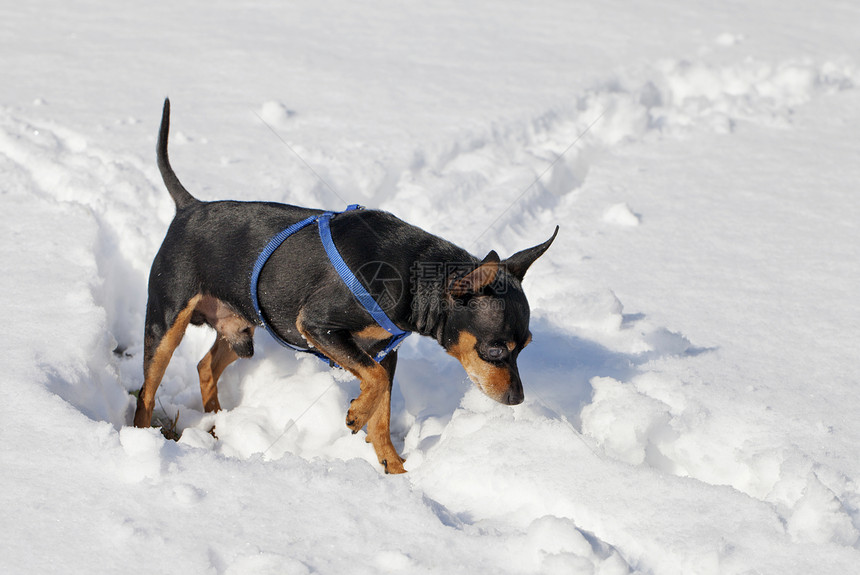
[346,400,369,434]
[382,456,406,475]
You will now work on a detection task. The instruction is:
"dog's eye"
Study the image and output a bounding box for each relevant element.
[485,346,507,361]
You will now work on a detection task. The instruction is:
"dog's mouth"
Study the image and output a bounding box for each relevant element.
[464,368,524,406]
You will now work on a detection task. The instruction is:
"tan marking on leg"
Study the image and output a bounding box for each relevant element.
[366,382,406,474]
[134,295,202,427]
[353,324,392,341]
[447,331,512,402]
[344,362,390,434]
[297,312,405,470]
[197,336,240,413]
[296,311,391,435]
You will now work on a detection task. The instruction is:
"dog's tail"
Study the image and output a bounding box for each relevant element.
[157,98,199,210]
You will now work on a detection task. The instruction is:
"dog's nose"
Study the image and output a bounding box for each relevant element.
[503,385,524,405]
[502,367,524,405]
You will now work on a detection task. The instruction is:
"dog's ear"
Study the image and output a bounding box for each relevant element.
[448,251,500,297]
[504,226,559,281]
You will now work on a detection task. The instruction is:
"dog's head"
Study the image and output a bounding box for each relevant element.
[442,227,558,405]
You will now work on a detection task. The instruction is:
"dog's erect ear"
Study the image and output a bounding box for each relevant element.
[449,251,501,297]
[504,226,559,281]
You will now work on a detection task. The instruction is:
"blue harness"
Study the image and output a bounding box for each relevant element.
[250,204,410,365]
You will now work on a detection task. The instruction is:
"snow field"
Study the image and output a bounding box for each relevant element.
[3,1,860,572]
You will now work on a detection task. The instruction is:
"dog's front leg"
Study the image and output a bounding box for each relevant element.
[297,315,406,473]
[297,316,388,431]
[364,351,405,474]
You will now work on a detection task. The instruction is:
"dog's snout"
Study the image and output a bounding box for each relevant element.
[504,383,524,405]
[499,364,524,405]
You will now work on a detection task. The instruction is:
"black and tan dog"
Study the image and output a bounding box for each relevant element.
[134,99,557,474]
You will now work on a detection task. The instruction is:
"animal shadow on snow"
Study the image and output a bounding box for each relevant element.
[513,316,714,429]
[393,313,712,458]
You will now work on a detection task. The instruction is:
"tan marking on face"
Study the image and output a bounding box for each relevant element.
[506,341,516,352]
[448,256,500,297]
[447,331,511,402]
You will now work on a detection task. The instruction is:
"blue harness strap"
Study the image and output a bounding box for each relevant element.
[249,212,326,360]
[250,205,410,366]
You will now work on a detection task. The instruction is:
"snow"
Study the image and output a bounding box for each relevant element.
[2,1,860,573]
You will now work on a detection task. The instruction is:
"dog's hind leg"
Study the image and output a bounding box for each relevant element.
[196,337,240,413]
[364,351,406,474]
[134,294,201,428]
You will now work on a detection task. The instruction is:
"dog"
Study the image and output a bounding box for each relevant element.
[134,99,558,474]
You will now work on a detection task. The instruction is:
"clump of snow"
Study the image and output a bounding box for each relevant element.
[715,32,744,47]
[603,202,640,226]
[787,473,860,547]
[258,100,295,127]
[118,426,164,482]
[581,377,673,466]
